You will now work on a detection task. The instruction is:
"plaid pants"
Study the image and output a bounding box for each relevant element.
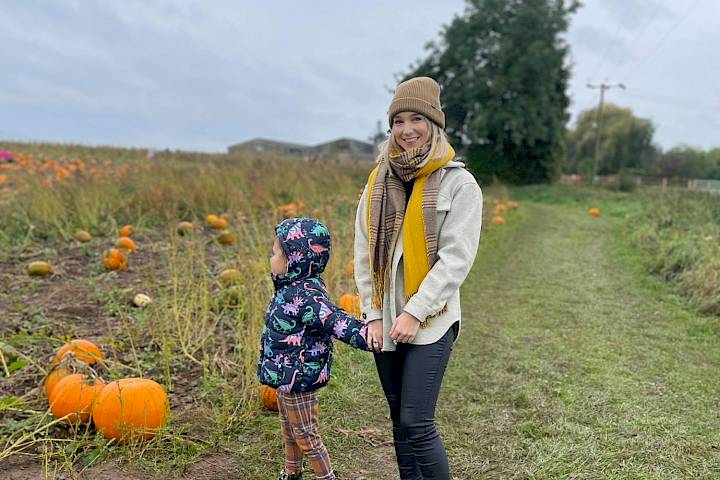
[276,390,335,480]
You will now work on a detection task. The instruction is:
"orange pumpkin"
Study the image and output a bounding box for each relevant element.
[52,339,105,366]
[492,216,505,225]
[103,248,128,271]
[44,366,72,400]
[493,204,508,215]
[259,385,278,411]
[339,294,361,317]
[208,216,228,230]
[507,200,519,210]
[119,225,134,237]
[92,378,169,441]
[50,373,106,424]
[589,208,601,217]
[115,236,137,252]
[176,221,194,236]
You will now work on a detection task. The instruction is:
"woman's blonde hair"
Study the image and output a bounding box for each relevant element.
[376,116,451,164]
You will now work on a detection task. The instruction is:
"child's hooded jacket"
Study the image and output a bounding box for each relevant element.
[258,217,370,393]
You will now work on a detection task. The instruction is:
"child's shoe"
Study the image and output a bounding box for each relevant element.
[278,469,303,480]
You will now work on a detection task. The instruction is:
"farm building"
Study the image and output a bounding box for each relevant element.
[228,137,375,161]
[228,138,312,158]
[311,137,375,161]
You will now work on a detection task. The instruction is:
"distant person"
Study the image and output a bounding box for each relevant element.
[354,76,483,479]
[258,217,371,480]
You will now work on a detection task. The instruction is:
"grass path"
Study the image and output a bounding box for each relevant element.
[235,201,720,479]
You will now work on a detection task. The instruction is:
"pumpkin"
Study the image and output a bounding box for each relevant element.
[74,230,92,243]
[216,230,236,245]
[345,259,354,277]
[115,236,137,252]
[218,269,241,288]
[119,225,134,237]
[92,377,169,441]
[44,366,72,400]
[176,221,194,236]
[589,208,601,217]
[259,385,278,411]
[339,294,361,317]
[50,373,106,423]
[493,204,508,215]
[208,215,228,230]
[52,339,105,366]
[103,248,128,271]
[28,261,53,276]
[133,293,152,308]
[492,216,505,225]
[507,200,519,210]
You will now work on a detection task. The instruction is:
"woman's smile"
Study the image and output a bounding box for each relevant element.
[392,111,431,151]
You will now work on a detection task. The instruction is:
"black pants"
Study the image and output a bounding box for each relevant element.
[374,322,458,480]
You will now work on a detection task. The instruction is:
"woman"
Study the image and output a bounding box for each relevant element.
[354,76,483,479]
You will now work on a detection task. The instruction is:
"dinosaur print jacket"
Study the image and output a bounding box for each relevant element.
[258,217,370,393]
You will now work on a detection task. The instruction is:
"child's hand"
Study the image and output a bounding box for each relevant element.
[367,319,383,352]
[389,311,420,344]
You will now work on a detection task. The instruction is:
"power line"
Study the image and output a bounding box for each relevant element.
[620,0,702,83]
[605,0,672,81]
[588,2,637,81]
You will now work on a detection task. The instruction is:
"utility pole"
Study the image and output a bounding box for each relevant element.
[587,82,625,184]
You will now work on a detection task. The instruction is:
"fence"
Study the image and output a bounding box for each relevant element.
[560,174,720,193]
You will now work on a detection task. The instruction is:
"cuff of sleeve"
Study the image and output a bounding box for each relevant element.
[361,306,383,322]
[403,296,434,323]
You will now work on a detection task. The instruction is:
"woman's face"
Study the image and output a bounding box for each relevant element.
[270,237,288,276]
[391,111,431,151]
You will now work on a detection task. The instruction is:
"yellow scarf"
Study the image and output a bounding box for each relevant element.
[366,146,455,312]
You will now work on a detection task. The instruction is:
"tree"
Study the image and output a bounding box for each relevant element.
[565,104,658,176]
[655,145,714,179]
[405,0,579,184]
[706,148,720,179]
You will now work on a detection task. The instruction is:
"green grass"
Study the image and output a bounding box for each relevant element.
[223,196,720,479]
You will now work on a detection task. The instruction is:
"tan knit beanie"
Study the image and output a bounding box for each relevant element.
[388,76,445,129]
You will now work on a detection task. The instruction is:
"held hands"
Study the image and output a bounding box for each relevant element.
[389,311,420,345]
[366,319,383,352]
[366,312,421,352]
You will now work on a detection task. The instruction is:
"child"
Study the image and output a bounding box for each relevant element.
[258,217,370,480]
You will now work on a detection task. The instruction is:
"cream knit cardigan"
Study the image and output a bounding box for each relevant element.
[354,160,483,350]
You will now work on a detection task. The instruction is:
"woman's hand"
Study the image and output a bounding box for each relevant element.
[389,311,420,344]
[367,319,383,352]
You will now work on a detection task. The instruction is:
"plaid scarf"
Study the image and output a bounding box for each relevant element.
[366,143,454,326]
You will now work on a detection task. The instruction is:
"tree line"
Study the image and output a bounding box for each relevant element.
[566,104,720,180]
[402,0,718,184]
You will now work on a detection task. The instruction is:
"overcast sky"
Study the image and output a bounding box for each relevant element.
[1,1,716,152]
